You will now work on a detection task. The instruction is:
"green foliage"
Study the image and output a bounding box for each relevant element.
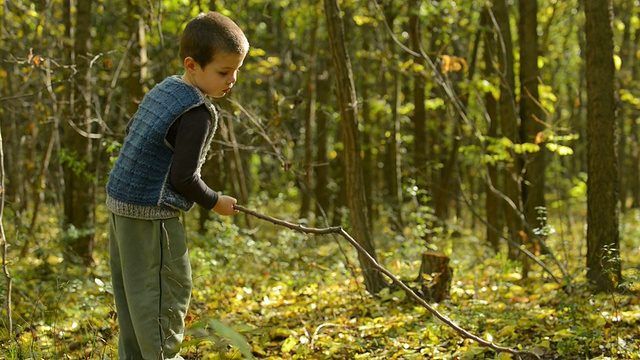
[58,148,94,181]
[1,203,640,359]
[2,0,640,358]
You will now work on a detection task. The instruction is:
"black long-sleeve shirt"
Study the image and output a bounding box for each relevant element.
[165,104,219,210]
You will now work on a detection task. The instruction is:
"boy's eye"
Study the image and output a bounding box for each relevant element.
[219,72,229,76]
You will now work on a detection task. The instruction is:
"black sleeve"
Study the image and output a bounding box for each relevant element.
[168,105,219,210]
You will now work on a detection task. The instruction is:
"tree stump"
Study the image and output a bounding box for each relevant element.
[417,251,453,303]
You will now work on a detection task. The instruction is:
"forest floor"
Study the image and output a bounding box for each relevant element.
[1,204,639,359]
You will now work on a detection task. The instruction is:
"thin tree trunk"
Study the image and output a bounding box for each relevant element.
[381,7,404,231]
[618,0,639,210]
[409,0,428,207]
[630,26,640,208]
[0,127,13,338]
[585,0,622,292]
[63,0,95,265]
[126,0,147,117]
[518,0,546,276]
[493,0,522,260]
[324,0,386,294]
[361,31,375,225]
[482,7,501,252]
[315,60,331,222]
[388,73,403,227]
[299,11,319,220]
[3,72,25,215]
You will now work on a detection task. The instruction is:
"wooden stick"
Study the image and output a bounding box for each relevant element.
[234,204,540,359]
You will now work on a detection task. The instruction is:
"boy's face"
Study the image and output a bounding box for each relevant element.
[184,52,246,98]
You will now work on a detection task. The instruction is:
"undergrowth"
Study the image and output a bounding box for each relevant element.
[0,202,639,359]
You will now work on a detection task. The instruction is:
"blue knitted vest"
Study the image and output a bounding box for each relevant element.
[106,76,218,219]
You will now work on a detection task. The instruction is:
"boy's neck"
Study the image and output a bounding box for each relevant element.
[181,73,196,88]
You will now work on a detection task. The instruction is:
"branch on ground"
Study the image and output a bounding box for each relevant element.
[234,204,541,360]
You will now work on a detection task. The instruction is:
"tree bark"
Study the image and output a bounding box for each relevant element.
[418,252,453,303]
[361,28,376,225]
[324,0,386,294]
[585,0,622,292]
[126,0,147,118]
[314,60,331,222]
[493,0,522,260]
[408,0,428,208]
[630,26,640,208]
[63,0,95,265]
[381,7,404,231]
[299,10,319,220]
[1,127,14,337]
[482,7,501,252]
[518,0,546,276]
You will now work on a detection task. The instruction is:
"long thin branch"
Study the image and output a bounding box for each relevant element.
[233,205,540,359]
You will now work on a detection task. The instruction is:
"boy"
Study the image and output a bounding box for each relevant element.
[105,11,249,359]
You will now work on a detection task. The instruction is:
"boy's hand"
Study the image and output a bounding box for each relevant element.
[213,195,240,216]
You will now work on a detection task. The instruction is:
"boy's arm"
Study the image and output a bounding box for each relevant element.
[168,105,219,210]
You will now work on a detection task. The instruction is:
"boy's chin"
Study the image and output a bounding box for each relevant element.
[210,90,229,99]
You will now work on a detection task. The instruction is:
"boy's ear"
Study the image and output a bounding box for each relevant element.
[183,57,197,72]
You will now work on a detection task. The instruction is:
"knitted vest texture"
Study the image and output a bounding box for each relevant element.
[106,76,218,219]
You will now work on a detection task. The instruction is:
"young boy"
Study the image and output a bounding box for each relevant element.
[105,12,249,359]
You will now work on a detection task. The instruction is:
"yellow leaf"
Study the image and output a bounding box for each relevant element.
[613,54,622,71]
[249,48,266,57]
[541,282,559,293]
[497,325,517,338]
[281,336,297,353]
[270,327,292,340]
[496,352,514,360]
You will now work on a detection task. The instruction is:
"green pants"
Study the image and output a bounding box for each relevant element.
[109,213,192,360]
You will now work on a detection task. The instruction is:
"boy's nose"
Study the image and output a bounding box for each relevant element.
[228,71,238,84]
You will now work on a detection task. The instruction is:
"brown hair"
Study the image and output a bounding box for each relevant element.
[179,12,249,67]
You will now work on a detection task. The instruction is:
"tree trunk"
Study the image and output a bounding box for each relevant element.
[408,0,428,208]
[63,0,95,265]
[518,0,546,277]
[361,32,375,226]
[381,8,404,231]
[324,0,386,294]
[585,0,622,292]
[630,26,640,208]
[315,59,331,222]
[299,11,319,220]
[618,0,639,209]
[493,0,522,260]
[126,0,147,118]
[482,7,501,252]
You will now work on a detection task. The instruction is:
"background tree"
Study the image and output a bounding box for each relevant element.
[481,6,501,252]
[584,0,622,292]
[324,0,386,294]
[62,0,95,265]
[518,0,546,276]
[2,1,640,357]
[492,0,521,258]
